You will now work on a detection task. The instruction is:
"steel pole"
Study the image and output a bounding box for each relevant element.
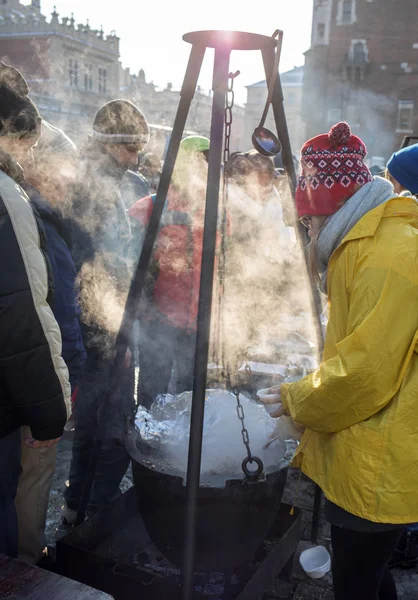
[261,41,326,544]
[181,46,230,600]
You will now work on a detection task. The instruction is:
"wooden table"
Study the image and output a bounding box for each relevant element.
[0,554,114,599]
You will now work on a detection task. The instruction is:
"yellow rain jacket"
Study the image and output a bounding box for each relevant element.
[281,196,418,524]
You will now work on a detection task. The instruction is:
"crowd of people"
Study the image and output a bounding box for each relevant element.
[0,57,418,600]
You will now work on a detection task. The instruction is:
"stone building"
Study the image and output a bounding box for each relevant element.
[0,0,244,154]
[0,0,121,143]
[303,0,418,162]
[123,73,245,155]
[244,66,305,156]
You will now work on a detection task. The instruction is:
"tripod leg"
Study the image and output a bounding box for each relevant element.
[261,44,297,195]
[262,45,325,544]
[181,47,231,600]
[120,43,207,330]
[75,44,206,528]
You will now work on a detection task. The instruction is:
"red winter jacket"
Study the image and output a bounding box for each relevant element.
[129,189,204,331]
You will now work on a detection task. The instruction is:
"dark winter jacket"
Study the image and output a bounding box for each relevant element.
[26,186,86,392]
[120,169,149,209]
[0,154,71,440]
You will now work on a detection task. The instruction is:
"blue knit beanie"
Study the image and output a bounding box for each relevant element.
[387,144,418,194]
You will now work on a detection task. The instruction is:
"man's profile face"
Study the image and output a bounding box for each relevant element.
[106,143,142,171]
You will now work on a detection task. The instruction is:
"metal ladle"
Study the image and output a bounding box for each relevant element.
[252,31,282,157]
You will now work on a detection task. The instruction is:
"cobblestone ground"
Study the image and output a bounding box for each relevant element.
[47,438,418,599]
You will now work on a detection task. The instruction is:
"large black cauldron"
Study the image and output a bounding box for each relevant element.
[132,459,288,571]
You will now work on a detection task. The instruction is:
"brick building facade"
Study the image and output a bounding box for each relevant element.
[303,0,418,162]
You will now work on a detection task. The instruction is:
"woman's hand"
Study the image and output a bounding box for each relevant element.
[257,385,285,416]
[269,403,285,418]
[264,385,281,396]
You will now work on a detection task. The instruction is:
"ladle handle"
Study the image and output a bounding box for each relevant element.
[258,32,282,129]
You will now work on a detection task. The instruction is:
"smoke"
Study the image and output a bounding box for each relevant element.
[304,73,399,161]
[68,144,137,358]
[211,151,320,381]
[0,49,320,398]
[351,88,397,162]
[76,258,128,358]
[24,146,77,216]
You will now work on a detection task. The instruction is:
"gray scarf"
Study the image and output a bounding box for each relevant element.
[316,177,395,292]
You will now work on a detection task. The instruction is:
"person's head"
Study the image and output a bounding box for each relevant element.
[296,122,373,282]
[26,121,78,211]
[296,122,373,236]
[180,135,210,162]
[386,144,418,195]
[225,150,276,203]
[92,100,149,171]
[141,152,161,177]
[172,136,210,205]
[0,62,41,165]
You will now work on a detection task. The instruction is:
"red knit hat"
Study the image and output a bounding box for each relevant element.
[295,122,373,217]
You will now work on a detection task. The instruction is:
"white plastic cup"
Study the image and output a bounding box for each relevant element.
[256,389,281,415]
[299,545,331,579]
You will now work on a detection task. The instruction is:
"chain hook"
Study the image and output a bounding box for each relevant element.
[232,388,264,482]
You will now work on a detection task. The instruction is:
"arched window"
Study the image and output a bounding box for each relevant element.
[353,41,366,64]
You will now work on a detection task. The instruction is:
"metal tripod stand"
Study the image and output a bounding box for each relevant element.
[146,31,299,600]
[75,29,323,600]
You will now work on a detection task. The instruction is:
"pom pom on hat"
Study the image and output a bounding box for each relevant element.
[295,122,373,217]
[328,121,351,147]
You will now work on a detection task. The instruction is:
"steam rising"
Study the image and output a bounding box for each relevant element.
[68,141,136,358]
[214,152,319,378]
[72,143,319,375]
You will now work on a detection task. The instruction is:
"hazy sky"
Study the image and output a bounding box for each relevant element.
[38,0,314,104]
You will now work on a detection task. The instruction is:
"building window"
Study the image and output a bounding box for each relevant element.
[353,41,367,64]
[317,23,326,39]
[337,0,355,25]
[84,64,93,91]
[348,40,369,63]
[69,59,79,87]
[98,67,107,94]
[342,0,353,23]
[397,101,414,132]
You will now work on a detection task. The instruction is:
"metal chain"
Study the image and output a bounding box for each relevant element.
[233,388,252,460]
[218,71,263,480]
[223,71,240,166]
[212,71,240,373]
